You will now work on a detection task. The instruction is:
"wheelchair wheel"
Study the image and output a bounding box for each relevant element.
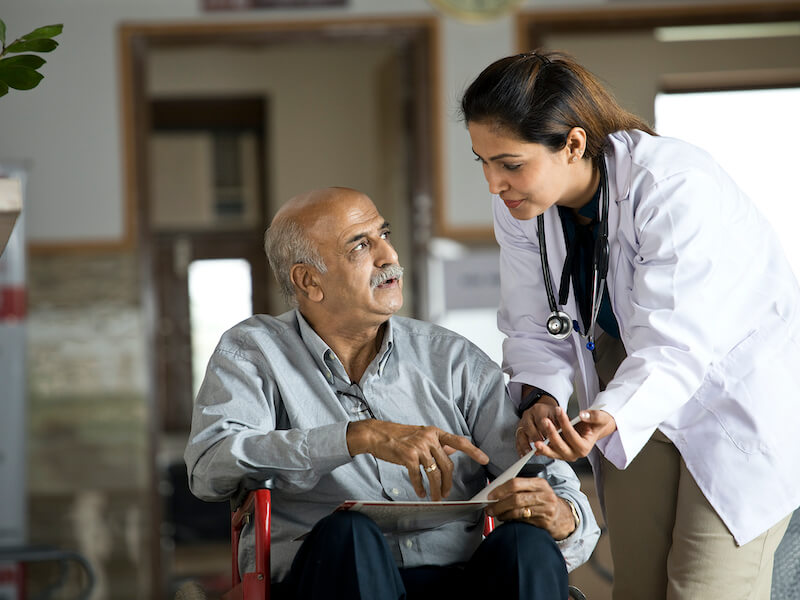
[568,585,588,600]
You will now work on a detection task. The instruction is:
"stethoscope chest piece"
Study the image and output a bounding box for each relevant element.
[546,311,573,340]
[538,154,610,350]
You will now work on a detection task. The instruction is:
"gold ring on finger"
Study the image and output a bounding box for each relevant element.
[522,507,532,519]
[425,463,437,473]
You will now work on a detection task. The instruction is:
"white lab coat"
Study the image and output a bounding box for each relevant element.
[493,129,800,546]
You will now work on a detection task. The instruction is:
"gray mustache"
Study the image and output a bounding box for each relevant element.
[371,264,404,287]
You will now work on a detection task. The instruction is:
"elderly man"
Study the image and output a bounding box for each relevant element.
[185,187,599,600]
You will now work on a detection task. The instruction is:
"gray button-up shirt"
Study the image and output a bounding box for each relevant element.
[185,310,599,581]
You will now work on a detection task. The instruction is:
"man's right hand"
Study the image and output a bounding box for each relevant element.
[346,420,489,501]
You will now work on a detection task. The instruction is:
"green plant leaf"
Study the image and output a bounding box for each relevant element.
[0,64,44,90]
[1,55,47,70]
[0,81,8,98]
[0,19,6,46]
[22,24,63,41]
[5,38,59,54]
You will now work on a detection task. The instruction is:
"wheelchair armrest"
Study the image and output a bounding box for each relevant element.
[230,488,271,595]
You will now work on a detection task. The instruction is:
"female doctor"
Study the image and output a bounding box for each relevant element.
[461,51,799,599]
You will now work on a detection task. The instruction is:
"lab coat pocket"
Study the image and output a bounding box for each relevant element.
[696,324,799,455]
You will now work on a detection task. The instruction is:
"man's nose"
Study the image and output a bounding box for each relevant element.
[375,237,399,266]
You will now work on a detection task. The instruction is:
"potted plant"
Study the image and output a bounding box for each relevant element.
[0,19,62,253]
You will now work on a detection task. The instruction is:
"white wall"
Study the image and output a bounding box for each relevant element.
[8,0,795,244]
[1,0,570,244]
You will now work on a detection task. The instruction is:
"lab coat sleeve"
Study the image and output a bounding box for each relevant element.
[597,170,723,467]
[184,344,353,501]
[493,196,578,407]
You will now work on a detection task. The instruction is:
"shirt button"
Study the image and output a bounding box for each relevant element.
[391,488,400,496]
[405,539,413,549]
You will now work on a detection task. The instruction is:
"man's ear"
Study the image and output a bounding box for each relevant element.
[290,263,324,303]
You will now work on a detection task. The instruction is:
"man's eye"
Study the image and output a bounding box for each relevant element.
[381,231,391,239]
[353,242,367,251]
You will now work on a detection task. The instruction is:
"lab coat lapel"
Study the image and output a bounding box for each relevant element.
[604,136,633,334]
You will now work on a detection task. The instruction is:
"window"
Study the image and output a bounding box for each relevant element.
[655,87,800,279]
[188,259,253,398]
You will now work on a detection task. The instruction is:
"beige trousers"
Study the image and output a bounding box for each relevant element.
[594,332,791,600]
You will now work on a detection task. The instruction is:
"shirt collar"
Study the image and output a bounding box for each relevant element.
[374,319,394,376]
[294,309,395,385]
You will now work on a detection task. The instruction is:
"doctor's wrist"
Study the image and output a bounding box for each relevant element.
[519,386,557,416]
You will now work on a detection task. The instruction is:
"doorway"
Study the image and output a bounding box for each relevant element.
[120,17,441,598]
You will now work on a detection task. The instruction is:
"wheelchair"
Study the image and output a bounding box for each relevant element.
[221,489,588,600]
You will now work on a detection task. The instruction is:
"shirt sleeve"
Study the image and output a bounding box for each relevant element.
[544,460,602,572]
[184,344,353,501]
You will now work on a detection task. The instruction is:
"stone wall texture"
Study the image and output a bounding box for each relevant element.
[25,251,151,599]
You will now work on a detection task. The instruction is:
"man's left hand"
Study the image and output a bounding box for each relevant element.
[485,477,576,540]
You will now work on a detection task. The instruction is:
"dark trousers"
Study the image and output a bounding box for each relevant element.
[273,511,568,600]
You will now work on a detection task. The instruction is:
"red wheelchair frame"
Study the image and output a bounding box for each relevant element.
[226,490,271,600]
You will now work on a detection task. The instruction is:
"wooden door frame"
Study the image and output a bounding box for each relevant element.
[517,1,800,48]
[517,2,800,98]
[118,16,441,598]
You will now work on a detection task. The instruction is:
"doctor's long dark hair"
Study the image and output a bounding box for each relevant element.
[460,51,656,165]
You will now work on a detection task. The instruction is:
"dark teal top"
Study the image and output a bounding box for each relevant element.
[557,188,620,339]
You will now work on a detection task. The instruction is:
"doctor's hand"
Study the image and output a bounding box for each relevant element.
[346,420,489,501]
[486,477,576,540]
[531,406,617,462]
[515,397,561,457]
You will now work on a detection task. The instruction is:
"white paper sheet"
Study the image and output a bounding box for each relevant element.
[328,407,605,534]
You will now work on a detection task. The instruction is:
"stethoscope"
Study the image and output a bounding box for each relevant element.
[538,156,610,352]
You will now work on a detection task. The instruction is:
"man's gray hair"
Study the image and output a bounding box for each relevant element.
[264,218,327,307]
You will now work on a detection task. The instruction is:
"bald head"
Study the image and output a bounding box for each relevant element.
[265,187,379,306]
[274,187,370,231]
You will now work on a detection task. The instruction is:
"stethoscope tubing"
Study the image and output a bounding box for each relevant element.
[538,154,610,351]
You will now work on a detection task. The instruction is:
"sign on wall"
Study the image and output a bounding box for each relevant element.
[203,0,345,9]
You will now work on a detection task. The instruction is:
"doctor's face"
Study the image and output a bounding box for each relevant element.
[468,121,575,221]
